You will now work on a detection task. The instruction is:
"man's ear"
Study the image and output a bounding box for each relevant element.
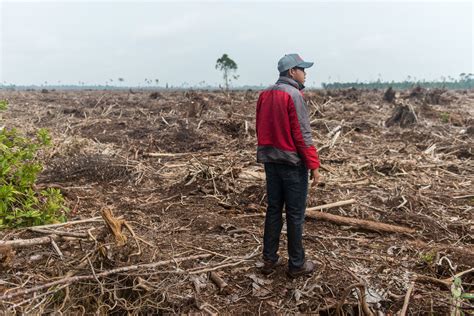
[288,68,295,79]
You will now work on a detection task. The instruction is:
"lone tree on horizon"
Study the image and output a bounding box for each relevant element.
[215,54,238,91]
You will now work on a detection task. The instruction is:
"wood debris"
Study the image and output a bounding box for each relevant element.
[0,88,472,314]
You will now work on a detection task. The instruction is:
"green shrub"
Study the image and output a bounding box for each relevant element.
[0,100,7,110]
[0,100,68,228]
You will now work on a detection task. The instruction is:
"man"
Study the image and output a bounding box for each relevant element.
[256,53,320,278]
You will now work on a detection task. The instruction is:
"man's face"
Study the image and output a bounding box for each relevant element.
[290,67,306,85]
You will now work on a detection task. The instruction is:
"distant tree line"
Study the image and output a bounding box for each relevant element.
[322,73,473,90]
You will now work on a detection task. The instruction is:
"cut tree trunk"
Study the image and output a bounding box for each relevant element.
[383,87,396,102]
[385,104,417,128]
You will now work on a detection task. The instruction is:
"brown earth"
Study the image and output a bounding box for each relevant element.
[0,87,472,314]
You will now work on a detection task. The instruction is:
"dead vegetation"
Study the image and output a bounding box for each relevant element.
[0,87,472,314]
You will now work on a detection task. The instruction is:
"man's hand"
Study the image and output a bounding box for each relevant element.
[310,169,320,187]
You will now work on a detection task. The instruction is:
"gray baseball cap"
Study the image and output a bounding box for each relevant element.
[278,54,314,73]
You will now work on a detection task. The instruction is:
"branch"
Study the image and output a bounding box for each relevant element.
[306,199,356,211]
[0,234,84,248]
[336,282,374,316]
[209,272,228,292]
[399,281,415,316]
[0,253,212,300]
[20,216,103,230]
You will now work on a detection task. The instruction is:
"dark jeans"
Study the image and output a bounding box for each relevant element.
[263,162,308,270]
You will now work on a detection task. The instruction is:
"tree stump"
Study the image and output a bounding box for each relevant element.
[409,86,425,99]
[383,87,396,102]
[149,92,162,99]
[101,208,128,246]
[385,104,417,128]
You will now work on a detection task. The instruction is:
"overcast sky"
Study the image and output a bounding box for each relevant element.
[0,0,472,87]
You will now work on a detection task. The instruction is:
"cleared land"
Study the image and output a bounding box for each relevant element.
[0,87,472,314]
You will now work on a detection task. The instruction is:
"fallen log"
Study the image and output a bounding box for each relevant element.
[257,199,415,234]
[306,210,416,234]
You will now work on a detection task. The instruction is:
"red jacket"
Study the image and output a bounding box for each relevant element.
[256,76,320,170]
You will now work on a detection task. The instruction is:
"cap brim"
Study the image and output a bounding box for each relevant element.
[298,61,314,68]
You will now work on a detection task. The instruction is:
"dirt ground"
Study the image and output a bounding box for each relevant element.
[0,87,473,314]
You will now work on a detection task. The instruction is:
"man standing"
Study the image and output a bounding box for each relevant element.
[256,54,320,278]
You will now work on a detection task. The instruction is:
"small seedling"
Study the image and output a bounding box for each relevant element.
[440,112,450,123]
[419,250,436,265]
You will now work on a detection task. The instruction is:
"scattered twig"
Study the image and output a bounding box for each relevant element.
[28,227,89,239]
[0,234,83,248]
[21,217,103,230]
[399,281,415,316]
[50,238,64,260]
[0,253,212,300]
[336,282,374,316]
[209,271,228,292]
[306,199,356,212]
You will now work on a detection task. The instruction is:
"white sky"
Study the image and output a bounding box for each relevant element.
[0,0,472,87]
